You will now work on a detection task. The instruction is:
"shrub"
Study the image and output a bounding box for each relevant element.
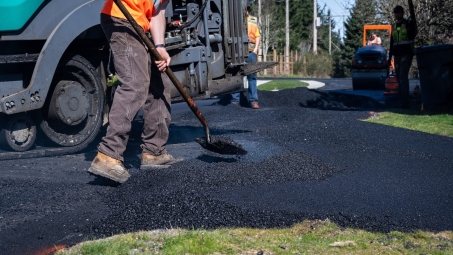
[294,51,334,78]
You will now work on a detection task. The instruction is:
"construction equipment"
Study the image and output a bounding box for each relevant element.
[362,25,392,47]
[0,0,268,157]
[351,25,393,90]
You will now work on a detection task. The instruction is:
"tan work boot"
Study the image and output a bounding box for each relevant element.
[250,101,259,109]
[87,152,130,183]
[140,151,183,169]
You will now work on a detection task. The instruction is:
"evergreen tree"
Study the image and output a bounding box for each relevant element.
[289,0,313,50]
[272,0,313,52]
[340,0,378,77]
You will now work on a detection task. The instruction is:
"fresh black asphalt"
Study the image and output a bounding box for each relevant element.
[0,79,452,255]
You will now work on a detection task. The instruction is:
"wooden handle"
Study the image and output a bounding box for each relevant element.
[407,0,417,33]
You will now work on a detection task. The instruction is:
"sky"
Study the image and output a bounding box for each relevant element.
[317,0,351,39]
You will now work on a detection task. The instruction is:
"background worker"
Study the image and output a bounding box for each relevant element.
[231,0,261,109]
[388,5,417,108]
[367,33,382,45]
[88,0,181,183]
[372,33,382,45]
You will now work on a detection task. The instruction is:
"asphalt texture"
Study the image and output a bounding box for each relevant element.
[1,79,452,255]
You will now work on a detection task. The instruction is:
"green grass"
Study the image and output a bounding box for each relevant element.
[58,220,453,255]
[365,109,453,137]
[258,74,303,78]
[258,80,308,91]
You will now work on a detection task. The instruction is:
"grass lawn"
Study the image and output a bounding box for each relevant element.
[258,80,308,91]
[58,220,453,255]
[366,108,453,137]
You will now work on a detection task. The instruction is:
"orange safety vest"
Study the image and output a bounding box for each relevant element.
[101,0,166,32]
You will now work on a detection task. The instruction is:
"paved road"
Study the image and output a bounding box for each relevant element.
[0,79,452,255]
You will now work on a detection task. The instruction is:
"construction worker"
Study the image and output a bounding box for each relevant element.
[231,0,261,109]
[88,0,181,183]
[367,33,381,45]
[388,5,417,108]
[369,33,382,45]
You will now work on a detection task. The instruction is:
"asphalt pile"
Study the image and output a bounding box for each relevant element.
[88,87,453,237]
[91,150,342,235]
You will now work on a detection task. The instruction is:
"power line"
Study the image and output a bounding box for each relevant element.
[317,0,339,15]
[332,0,347,11]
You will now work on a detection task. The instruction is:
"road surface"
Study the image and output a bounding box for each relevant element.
[0,79,451,255]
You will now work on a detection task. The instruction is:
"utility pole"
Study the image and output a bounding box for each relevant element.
[285,0,289,74]
[258,0,262,62]
[313,0,317,54]
[327,15,345,54]
[329,15,331,54]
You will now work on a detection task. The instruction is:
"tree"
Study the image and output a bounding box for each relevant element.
[340,0,378,77]
[285,0,290,73]
[271,0,313,53]
[376,0,453,46]
[260,0,283,62]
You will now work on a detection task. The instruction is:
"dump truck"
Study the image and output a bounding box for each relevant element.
[0,0,263,158]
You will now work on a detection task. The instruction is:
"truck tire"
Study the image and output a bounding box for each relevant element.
[39,54,104,149]
[0,113,37,152]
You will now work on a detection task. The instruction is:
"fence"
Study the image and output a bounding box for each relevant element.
[260,49,303,76]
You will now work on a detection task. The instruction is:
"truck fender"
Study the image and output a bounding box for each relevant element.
[0,0,104,114]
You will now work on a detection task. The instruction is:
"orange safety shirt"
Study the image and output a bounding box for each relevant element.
[247,15,260,51]
[101,0,165,32]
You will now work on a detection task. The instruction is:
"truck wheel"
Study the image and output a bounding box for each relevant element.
[0,113,37,152]
[40,54,104,148]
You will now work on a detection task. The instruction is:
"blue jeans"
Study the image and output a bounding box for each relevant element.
[231,52,258,103]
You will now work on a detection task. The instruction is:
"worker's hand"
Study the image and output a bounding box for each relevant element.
[155,47,171,72]
[253,48,258,55]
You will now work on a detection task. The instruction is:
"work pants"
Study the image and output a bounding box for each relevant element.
[231,52,258,103]
[394,54,414,105]
[98,14,171,162]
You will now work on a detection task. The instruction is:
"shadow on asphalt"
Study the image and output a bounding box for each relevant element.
[215,93,252,108]
[87,177,121,187]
